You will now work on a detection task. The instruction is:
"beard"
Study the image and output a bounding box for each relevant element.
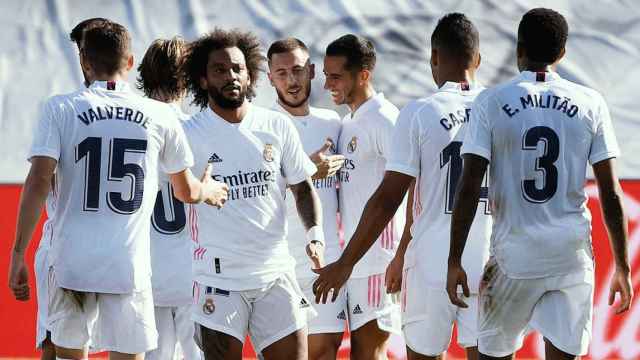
[276,81,311,109]
[208,83,246,109]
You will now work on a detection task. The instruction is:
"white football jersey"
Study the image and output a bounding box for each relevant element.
[386,82,491,293]
[28,81,194,293]
[462,71,620,279]
[149,103,193,306]
[184,105,316,291]
[36,179,58,254]
[272,103,342,280]
[338,92,404,278]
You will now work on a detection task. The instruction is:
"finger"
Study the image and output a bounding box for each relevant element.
[463,279,470,298]
[311,268,322,274]
[201,163,213,181]
[617,287,631,314]
[331,286,340,302]
[609,285,616,306]
[327,154,346,161]
[318,139,333,153]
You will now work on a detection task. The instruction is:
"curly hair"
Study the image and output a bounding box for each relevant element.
[183,28,265,109]
[518,8,568,64]
[137,37,188,102]
[431,13,479,67]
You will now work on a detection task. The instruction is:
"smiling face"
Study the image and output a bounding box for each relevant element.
[268,48,314,109]
[200,47,250,109]
[323,55,357,106]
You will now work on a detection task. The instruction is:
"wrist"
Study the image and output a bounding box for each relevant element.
[448,257,462,267]
[615,263,631,274]
[306,225,325,247]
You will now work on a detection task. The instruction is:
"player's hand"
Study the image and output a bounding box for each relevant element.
[200,163,229,208]
[385,253,403,294]
[8,252,30,301]
[306,240,325,269]
[609,266,633,314]
[312,259,352,304]
[446,260,470,308]
[310,139,345,180]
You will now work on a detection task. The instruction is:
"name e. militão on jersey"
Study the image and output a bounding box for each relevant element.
[502,94,579,118]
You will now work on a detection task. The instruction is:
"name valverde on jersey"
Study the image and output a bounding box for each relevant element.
[386,81,491,293]
[272,103,342,280]
[462,71,620,279]
[184,105,316,291]
[28,81,194,294]
[338,92,404,278]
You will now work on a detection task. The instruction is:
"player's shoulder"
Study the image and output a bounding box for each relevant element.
[309,106,342,127]
[399,97,436,121]
[253,104,293,126]
[557,78,606,105]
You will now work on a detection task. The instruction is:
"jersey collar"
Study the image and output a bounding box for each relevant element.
[351,92,386,120]
[89,80,131,92]
[520,70,562,82]
[438,81,483,93]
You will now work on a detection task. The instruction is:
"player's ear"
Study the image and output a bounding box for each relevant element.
[430,48,438,67]
[126,54,134,71]
[475,52,482,70]
[360,69,371,85]
[267,71,274,86]
[309,63,316,80]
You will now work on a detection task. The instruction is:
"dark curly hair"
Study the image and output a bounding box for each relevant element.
[518,8,568,64]
[137,37,188,102]
[183,28,265,109]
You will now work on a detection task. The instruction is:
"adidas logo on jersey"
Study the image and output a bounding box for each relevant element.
[299,297,310,308]
[352,304,363,315]
[208,153,223,163]
[337,310,347,320]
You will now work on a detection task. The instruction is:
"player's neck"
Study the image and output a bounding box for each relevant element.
[209,101,249,123]
[436,69,476,88]
[520,61,555,73]
[90,70,128,84]
[278,99,309,117]
[348,84,375,115]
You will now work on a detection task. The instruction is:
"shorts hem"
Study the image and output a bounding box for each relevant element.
[254,320,307,352]
[193,317,246,345]
[404,336,445,357]
[308,326,345,335]
[531,326,586,356]
[349,312,398,334]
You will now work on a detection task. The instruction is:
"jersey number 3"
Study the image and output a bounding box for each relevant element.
[75,137,147,214]
[521,126,560,203]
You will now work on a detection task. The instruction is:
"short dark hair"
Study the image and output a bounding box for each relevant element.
[518,8,568,63]
[137,37,188,102]
[431,13,479,66]
[69,18,111,47]
[267,37,308,61]
[81,22,131,76]
[183,28,265,109]
[325,34,376,73]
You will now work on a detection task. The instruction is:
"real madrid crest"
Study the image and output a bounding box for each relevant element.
[347,136,357,153]
[263,144,274,162]
[327,138,337,154]
[203,298,215,315]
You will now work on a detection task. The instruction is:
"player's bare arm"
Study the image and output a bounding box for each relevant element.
[289,178,325,268]
[313,171,413,304]
[593,158,633,314]
[447,153,488,308]
[309,138,345,180]
[385,181,414,294]
[170,163,229,207]
[9,156,57,301]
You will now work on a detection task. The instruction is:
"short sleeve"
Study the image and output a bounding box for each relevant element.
[28,99,62,162]
[589,96,620,165]
[374,108,399,159]
[160,115,194,174]
[461,94,492,162]
[280,116,317,185]
[385,102,421,177]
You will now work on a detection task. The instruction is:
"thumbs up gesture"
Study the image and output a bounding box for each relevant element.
[309,139,345,180]
[200,163,229,209]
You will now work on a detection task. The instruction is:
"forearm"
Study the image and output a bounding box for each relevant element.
[171,169,204,204]
[291,179,322,230]
[13,177,50,255]
[600,183,630,271]
[395,182,415,259]
[341,188,405,267]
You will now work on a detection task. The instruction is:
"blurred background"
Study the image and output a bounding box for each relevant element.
[1,0,639,358]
